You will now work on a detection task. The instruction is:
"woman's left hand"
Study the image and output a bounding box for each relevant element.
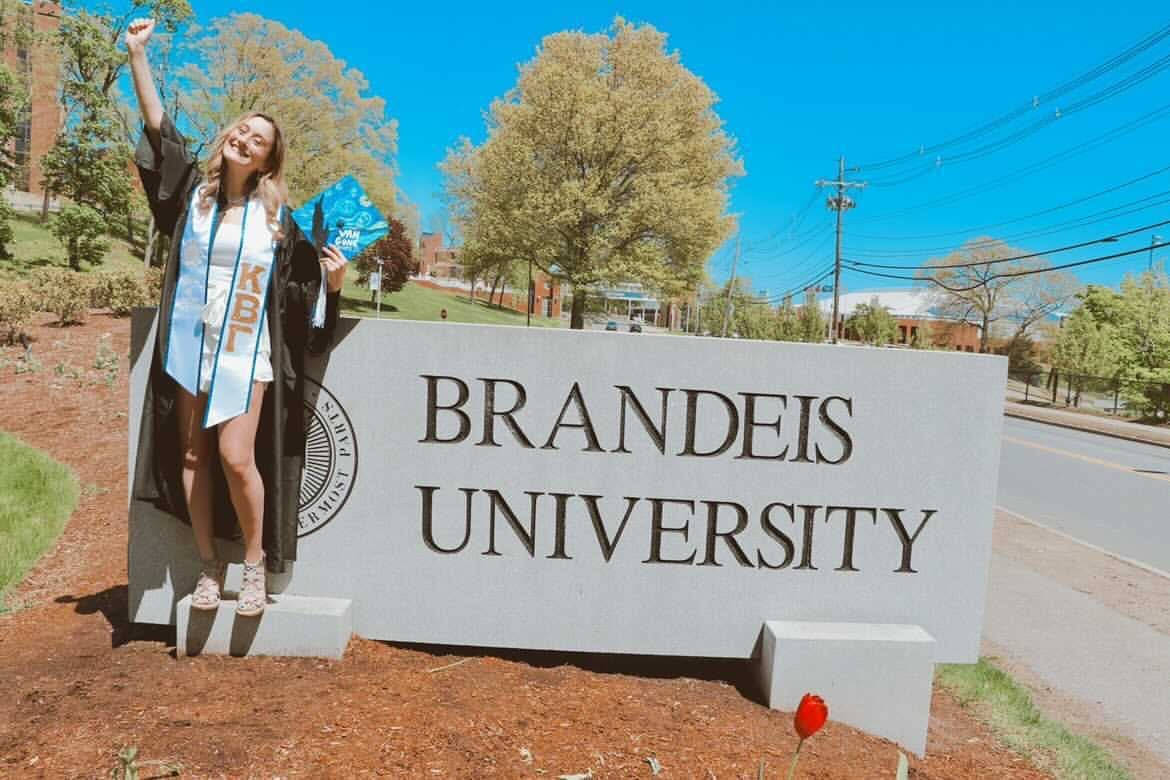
[321,244,347,293]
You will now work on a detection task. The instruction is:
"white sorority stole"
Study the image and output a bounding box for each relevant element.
[164,186,281,428]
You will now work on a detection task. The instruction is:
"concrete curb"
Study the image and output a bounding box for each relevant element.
[1003,406,1170,450]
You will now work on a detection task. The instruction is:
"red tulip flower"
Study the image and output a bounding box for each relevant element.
[793,693,828,739]
[786,693,828,779]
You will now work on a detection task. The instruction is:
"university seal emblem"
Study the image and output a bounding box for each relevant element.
[298,377,358,538]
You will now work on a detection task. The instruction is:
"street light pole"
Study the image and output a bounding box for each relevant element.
[376,258,383,319]
[527,257,533,327]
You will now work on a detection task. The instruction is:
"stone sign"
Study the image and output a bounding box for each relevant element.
[129,313,1006,664]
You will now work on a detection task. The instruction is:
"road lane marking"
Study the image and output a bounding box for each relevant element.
[1001,435,1170,484]
[996,505,1170,581]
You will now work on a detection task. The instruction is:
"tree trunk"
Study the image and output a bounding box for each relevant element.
[144,217,157,269]
[69,238,80,271]
[979,313,990,353]
[570,289,586,330]
[489,275,501,307]
[40,189,50,222]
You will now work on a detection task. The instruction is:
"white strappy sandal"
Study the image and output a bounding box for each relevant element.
[191,559,226,611]
[236,555,267,617]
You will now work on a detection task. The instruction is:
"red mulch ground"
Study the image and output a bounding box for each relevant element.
[0,312,1051,778]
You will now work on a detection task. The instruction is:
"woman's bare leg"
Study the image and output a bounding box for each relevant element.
[217,382,267,564]
[175,387,216,561]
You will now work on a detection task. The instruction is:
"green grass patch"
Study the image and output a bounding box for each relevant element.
[938,659,1131,779]
[338,278,562,327]
[0,212,143,280]
[0,432,80,611]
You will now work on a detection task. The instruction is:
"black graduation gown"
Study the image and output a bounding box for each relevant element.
[130,114,341,573]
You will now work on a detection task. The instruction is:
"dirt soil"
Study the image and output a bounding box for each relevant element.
[0,312,1052,778]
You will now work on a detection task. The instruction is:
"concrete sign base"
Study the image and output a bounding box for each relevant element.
[175,593,352,659]
[756,621,936,755]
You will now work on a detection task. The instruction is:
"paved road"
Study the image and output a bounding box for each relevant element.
[987,417,1170,771]
[997,415,1170,574]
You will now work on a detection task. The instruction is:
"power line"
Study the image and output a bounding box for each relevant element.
[853,164,1170,242]
[847,218,1170,270]
[741,189,822,254]
[744,266,837,306]
[853,102,1170,223]
[845,191,1170,258]
[844,242,1168,293]
[854,23,1170,173]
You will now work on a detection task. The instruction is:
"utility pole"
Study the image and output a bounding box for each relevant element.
[721,233,741,338]
[1151,235,1164,272]
[816,157,865,343]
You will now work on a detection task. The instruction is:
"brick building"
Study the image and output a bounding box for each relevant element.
[821,289,982,351]
[2,0,62,196]
[414,232,563,319]
[416,232,462,278]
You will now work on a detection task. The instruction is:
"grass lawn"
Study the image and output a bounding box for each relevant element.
[938,659,1131,779]
[0,432,79,611]
[3,214,562,329]
[338,278,563,327]
[0,212,144,280]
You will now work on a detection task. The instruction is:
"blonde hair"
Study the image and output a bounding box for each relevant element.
[197,111,288,238]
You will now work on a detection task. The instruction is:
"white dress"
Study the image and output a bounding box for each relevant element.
[196,220,274,394]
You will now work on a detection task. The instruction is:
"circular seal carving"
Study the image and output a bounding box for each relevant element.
[298,377,359,538]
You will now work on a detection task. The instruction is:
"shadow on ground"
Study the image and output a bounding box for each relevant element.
[55,585,174,649]
[387,640,763,704]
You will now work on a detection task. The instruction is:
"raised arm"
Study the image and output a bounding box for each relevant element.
[125,18,163,150]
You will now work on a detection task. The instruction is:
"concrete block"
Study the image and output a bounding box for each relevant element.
[176,593,352,660]
[757,620,936,756]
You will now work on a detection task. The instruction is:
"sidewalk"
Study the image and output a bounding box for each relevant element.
[1004,400,1170,449]
[985,510,1170,776]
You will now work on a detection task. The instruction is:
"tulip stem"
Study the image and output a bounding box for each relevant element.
[785,738,804,780]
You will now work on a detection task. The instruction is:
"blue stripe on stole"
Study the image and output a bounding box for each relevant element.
[194,198,220,395]
[242,207,282,416]
[163,190,218,395]
[201,201,251,429]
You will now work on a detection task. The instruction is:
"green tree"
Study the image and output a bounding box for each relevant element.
[920,237,1058,353]
[178,13,398,215]
[847,296,898,346]
[51,204,111,270]
[352,218,414,295]
[0,63,25,257]
[442,18,742,329]
[774,295,802,342]
[41,2,193,251]
[796,288,827,343]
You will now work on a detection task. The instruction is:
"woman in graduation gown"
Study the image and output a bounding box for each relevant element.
[126,18,346,616]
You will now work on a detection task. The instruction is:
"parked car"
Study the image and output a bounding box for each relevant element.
[629,323,643,333]
[605,321,618,331]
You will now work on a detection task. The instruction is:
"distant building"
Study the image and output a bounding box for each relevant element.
[413,232,563,319]
[2,0,62,197]
[416,232,462,278]
[594,282,661,323]
[820,289,982,351]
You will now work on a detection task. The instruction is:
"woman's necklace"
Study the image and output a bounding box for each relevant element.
[221,191,249,209]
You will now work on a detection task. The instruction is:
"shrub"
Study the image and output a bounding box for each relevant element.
[90,269,152,316]
[0,280,34,344]
[143,266,163,303]
[0,196,15,259]
[28,267,93,325]
[51,203,110,270]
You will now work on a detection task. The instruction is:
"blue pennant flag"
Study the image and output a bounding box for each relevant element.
[292,175,389,261]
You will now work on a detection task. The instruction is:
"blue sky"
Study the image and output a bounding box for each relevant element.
[176,1,1169,296]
